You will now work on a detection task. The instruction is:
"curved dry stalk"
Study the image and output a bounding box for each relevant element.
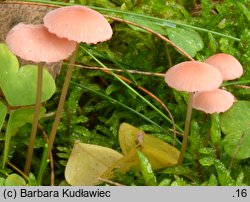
[70,64,165,77]
[234,85,250,90]
[7,161,29,181]
[98,177,124,186]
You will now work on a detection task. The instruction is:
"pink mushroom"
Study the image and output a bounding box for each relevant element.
[5,23,76,175]
[204,53,243,81]
[6,23,76,63]
[165,61,223,165]
[165,61,223,92]
[43,5,112,44]
[43,6,113,159]
[193,89,235,114]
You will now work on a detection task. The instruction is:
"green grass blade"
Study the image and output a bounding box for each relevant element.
[37,144,50,185]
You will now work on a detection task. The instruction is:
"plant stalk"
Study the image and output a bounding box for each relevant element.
[177,92,193,165]
[47,44,79,157]
[24,63,43,175]
[37,144,49,185]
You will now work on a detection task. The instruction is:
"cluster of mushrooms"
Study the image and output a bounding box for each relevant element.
[5,5,113,174]
[4,4,244,170]
[165,53,243,164]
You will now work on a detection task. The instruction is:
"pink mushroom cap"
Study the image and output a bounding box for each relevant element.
[43,6,113,44]
[204,53,243,80]
[5,23,76,63]
[192,89,235,114]
[165,61,223,92]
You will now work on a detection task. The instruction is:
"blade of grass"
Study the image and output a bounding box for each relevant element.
[37,144,50,185]
[222,80,250,87]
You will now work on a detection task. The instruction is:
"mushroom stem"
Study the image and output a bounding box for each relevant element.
[24,63,43,175]
[177,92,193,165]
[47,44,79,157]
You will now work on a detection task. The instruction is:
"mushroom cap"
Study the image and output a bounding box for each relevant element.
[6,23,76,63]
[165,61,223,92]
[43,6,113,44]
[204,53,243,80]
[192,89,235,114]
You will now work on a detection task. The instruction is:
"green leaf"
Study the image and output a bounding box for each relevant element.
[199,157,215,166]
[237,2,250,22]
[7,108,46,136]
[220,101,250,159]
[235,172,245,186]
[158,178,172,186]
[0,177,5,186]
[4,174,26,186]
[211,113,221,146]
[137,150,157,186]
[119,123,180,169]
[0,101,7,131]
[0,43,56,106]
[123,15,175,35]
[166,27,204,57]
[214,160,235,186]
[208,32,218,52]
[28,173,38,186]
[3,107,46,166]
[208,174,218,186]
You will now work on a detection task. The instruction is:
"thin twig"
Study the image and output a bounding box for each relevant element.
[43,111,56,118]
[66,63,165,77]
[38,123,55,186]
[6,161,29,181]
[98,177,124,186]
[234,85,250,90]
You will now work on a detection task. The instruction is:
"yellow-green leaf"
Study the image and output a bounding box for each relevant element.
[119,123,179,169]
[65,142,123,186]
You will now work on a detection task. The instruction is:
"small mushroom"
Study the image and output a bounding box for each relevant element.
[6,23,76,63]
[204,53,243,81]
[43,5,113,44]
[193,89,235,114]
[5,23,76,174]
[165,61,223,92]
[43,6,113,157]
[165,61,223,164]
